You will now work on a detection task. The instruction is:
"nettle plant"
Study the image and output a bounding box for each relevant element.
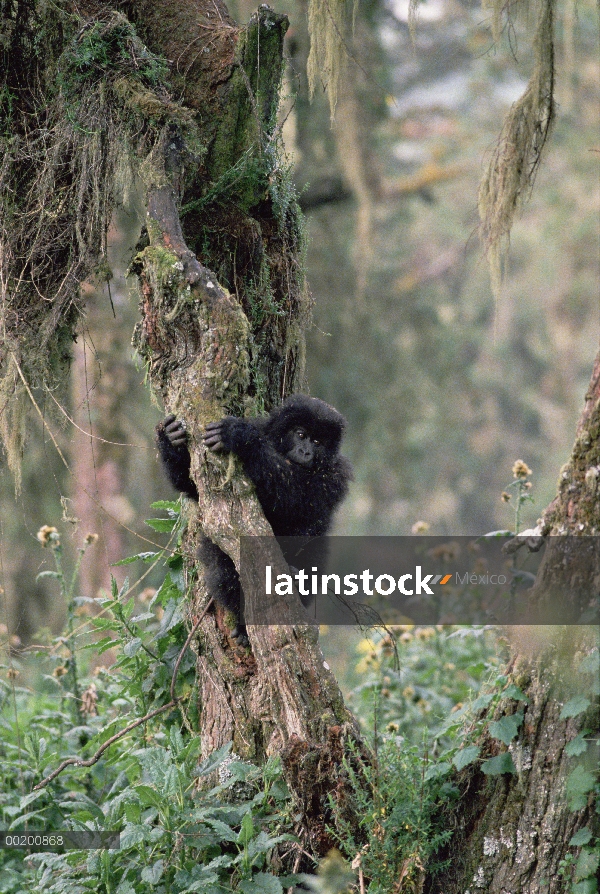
[0,506,303,894]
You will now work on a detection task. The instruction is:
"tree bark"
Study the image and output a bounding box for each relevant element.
[126,0,366,856]
[426,355,600,894]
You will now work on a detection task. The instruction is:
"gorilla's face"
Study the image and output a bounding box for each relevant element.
[283,427,319,467]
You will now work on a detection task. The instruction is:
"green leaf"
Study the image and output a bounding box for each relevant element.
[141,859,164,884]
[123,637,143,657]
[247,833,296,859]
[503,684,528,702]
[19,790,47,809]
[112,883,136,894]
[228,760,258,782]
[238,873,284,894]
[177,870,222,893]
[196,742,233,777]
[560,697,591,720]
[169,726,185,755]
[131,611,155,623]
[424,761,452,781]
[153,573,180,606]
[481,753,516,775]
[238,811,255,845]
[134,785,164,810]
[578,650,599,676]
[466,661,487,676]
[113,551,159,566]
[453,745,480,771]
[572,879,598,894]
[157,599,184,635]
[8,808,49,828]
[138,748,180,797]
[167,552,184,570]
[119,823,148,848]
[566,765,596,811]
[92,618,119,632]
[575,848,599,882]
[565,731,590,757]
[570,828,592,847]
[150,500,181,511]
[146,517,176,533]
[488,713,523,745]
[471,693,494,711]
[202,818,238,843]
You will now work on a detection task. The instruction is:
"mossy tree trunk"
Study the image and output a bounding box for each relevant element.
[127,1,366,854]
[425,355,600,894]
[1,0,365,857]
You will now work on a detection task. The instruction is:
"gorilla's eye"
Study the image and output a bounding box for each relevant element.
[296,428,306,439]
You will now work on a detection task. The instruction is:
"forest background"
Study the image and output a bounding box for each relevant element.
[1,0,597,645]
[0,0,598,891]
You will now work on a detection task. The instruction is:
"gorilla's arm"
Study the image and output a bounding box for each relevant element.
[156,415,199,501]
[157,415,285,505]
[204,417,292,495]
[204,416,351,530]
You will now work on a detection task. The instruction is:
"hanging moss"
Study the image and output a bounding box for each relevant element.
[307,0,358,120]
[1,3,309,484]
[56,16,168,98]
[478,0,556,297]
[0,7,189,487]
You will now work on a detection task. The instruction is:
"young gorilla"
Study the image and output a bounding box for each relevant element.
[156,395,352,643]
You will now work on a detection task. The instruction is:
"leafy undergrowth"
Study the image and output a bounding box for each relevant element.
[3,512,595,893]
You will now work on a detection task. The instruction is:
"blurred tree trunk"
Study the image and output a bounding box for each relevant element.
[425,353,600,894]
[71,288,130,601]
[70,209,160,602]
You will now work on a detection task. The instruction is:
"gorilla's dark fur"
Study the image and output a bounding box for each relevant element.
[156,395,352,642]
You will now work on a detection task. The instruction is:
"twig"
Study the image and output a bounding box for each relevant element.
[33,701,180,790]
[47,390,150,448]
[34,601,213,790]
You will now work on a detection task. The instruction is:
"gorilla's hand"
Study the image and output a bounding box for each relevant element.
[203,417,242,453]
[163,414,188,448]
